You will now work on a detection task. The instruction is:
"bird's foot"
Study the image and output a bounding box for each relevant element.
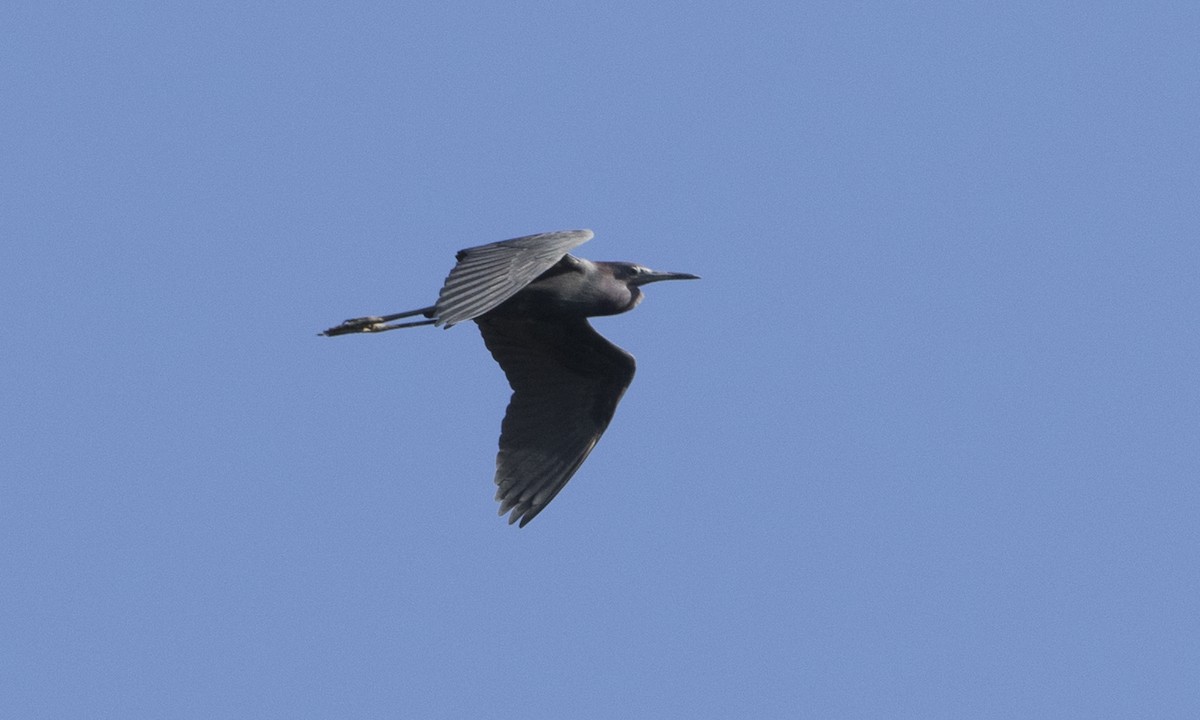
[320,316,389,336]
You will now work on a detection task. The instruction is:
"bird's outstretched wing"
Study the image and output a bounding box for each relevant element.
[434,230,593,327]
[476,315,636,527]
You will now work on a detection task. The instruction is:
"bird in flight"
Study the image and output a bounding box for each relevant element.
[322,230,698,526]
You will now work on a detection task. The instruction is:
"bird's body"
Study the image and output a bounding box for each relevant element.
[322,230,697,526]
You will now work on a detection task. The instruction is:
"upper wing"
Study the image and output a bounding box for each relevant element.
[433,229,594,327]
[475,315,636,527]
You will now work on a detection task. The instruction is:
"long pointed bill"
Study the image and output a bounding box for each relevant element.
[632,270,701,286]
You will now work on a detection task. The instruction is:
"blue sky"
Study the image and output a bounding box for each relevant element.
[3,2,1198,717]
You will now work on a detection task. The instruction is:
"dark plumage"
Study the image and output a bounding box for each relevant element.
[322,230,698,526]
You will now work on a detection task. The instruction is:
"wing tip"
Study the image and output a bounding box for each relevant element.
[497,495,544,528]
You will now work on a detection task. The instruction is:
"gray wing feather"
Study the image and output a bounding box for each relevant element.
[476,315,636,527]
[434,229,593,327]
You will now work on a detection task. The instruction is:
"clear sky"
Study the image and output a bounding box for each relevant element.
[3,2,1198,718]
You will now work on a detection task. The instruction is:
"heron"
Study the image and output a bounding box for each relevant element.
[321,229,698,526]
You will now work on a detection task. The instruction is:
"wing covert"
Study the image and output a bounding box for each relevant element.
[434,230,593,327]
